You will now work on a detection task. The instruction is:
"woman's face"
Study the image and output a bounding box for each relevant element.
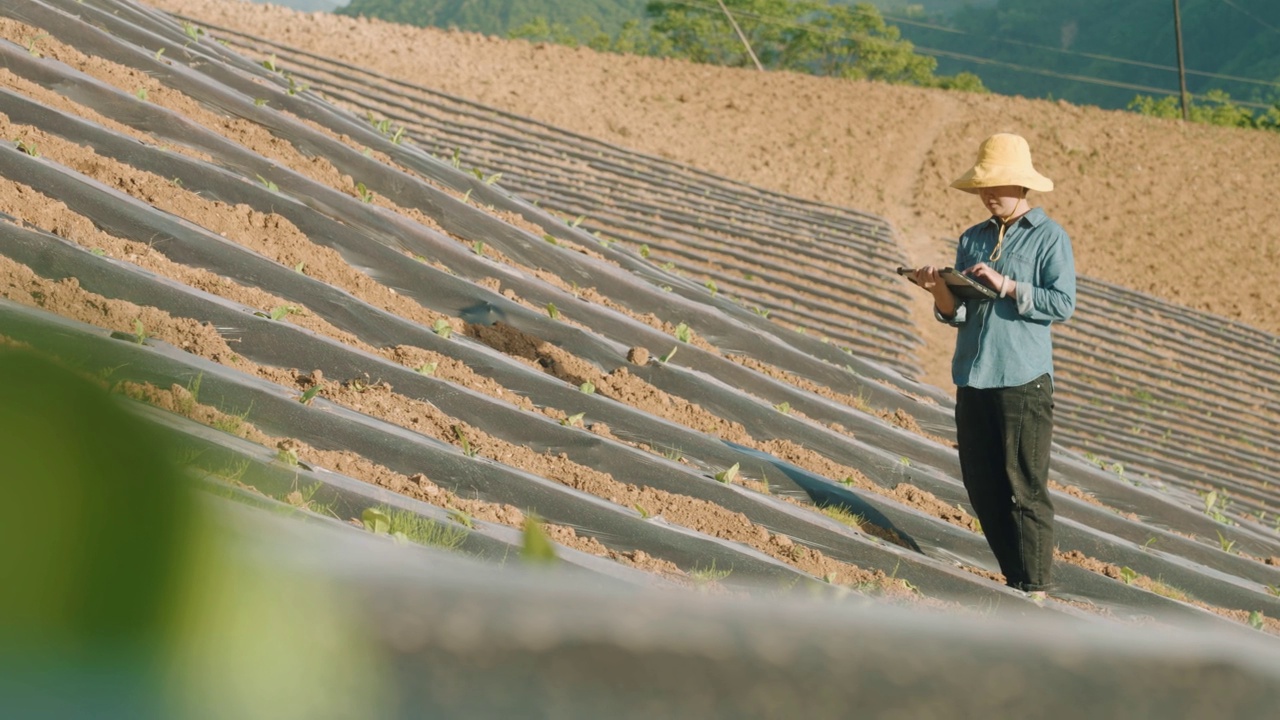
[977,185,1025,219]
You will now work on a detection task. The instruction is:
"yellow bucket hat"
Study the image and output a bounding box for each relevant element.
[951,133,1053,194]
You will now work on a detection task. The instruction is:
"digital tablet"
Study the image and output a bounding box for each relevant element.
[896,266,998,301]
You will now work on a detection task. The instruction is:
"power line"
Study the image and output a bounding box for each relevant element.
[1218,0,1280,37]
[880,10,1280,91]
[657,0,1277,108]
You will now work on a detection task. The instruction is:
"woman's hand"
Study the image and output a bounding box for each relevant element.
[912,265,957,317]
[964,262,1016,297]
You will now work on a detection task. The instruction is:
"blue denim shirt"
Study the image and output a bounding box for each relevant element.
[936,207,1076,389]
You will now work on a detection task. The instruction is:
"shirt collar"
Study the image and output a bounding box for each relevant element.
[986,206,1046,229]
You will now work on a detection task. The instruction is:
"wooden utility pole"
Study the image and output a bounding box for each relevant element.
[716,0,764,72]
[1173,0,1190,121]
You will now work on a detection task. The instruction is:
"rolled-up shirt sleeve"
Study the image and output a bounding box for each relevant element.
[935,302,967,326]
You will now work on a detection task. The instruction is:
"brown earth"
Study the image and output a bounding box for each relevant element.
[150,0,1280,389]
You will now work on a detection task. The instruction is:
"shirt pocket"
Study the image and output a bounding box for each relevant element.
[994,247,1037,283]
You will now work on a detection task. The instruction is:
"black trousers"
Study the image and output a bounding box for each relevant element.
[955,374,1055,592]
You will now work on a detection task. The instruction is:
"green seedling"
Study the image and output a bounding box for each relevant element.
[256,175,278,192]
[391,126,406,144]
[15,140,39,158]
[674,322,692,343]
[546,302,560,320]
[1249,611,1265,631]
[561,412,585,428]
[899,456,911,467]
[569,215,585,228]
[450,148,461,168]
[298,385,321,405]
[355,182,374,203]
[132,319,149,345]
[659,346,678,363]
[135,87,148,101]
[255,304,298,321]
[212,405,251,436]
[154,47,166,61]
[639,244,651,259]
[276,447,299,467]
[416,362,437,376]
[634,503,652,519]
[706,280,718,297]
[262,54,278,72]
[753,306,771,318]
[1119,566,1138,585]
[1201,488,1231,523]
[286,75,307,96]
[821,505,865,529]
[447,508,475,528]
[543,234,559,246]
[432,318,452,339]
[661,448,683,462]
[461,189,472,204]
[452,425,478,457]
[380,506,468,549]
[1216,530,1236,554]
[661,262,676,271]
[182,22,203,43]
[661,285,673,292]
[90,248,106,257]
[25,33,48,57]
[253,97,267,107]
[579,381,595,394]
[689,560,732,587]
[521,515,558,565]
[294,261,305,274]
[1141,536,1159,550]
[775,401,792,415]
[1265,584,1280,598]
[471,240,485,256]
[361,507,391,535]
[714,463,739,484]
[483,172,502,185]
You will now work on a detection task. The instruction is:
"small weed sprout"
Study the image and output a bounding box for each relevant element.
[256,175,278,192]
[90,248,106,257]
[483,172,502,185]
[706,280,718,297]
[753,306,771,318]
[416,362,437,376]
[569,215,585,228]
[1248,611,1265,631]
[253,98,267,107]
[361,507,391,535]
[714,463,739,484]
[634,503,652,519]
[579,381,595,394]
[821,505,865,529]
[561,412,585,428]
[298,385,321,405]
[276,447,300,467]
[378,506,468,549]
[521,515,558,565]
[25,33,49,57]
[447,509,475,528]
[452,425,477,457]
[15,140,39,158]
[662,447,683,462]
[265,305,298,321]
[546,302,560,320]
[1265,584,1280,598]
[450,148,462,168]
[1119,567,1138,585]
[689,560,732,588]
[543,234,560,246]
[432,318,452,339]
[674,322,692,343]
[294,261,305,273]
[659,346,678,363]
[471,240,485,256]
[775,401,792,415]
[391,126,406,144]
[461,189,472,204]
[1216,530,1236,554]
[1141,536,1159,550]
[132,319,149,345]
[639,244,651,259]
[355,182,374,203]
[154,47,166,61]
[136,87,148,101]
